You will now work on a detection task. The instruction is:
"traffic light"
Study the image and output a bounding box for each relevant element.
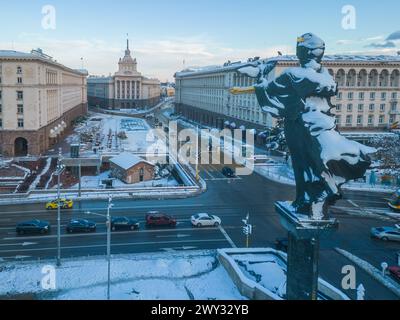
[243,224,252,235]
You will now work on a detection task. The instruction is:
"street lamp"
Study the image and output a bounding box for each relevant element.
[56,148,65,267]
[85,196,114,300]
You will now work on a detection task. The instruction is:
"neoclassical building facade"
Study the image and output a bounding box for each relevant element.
[175,55,400,134]
[88,40,161,110]
[0,49,88,157]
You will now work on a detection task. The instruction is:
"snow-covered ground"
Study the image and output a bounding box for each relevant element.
[70,171,179,189]
[255,163,398,193]
[232,253,287,298]
[0,251,245,300]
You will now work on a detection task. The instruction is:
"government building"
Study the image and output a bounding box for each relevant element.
[175,55,400,141]
[88,40,161,110]
[0,49,88,157]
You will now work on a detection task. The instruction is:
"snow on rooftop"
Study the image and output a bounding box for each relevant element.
[175,54,400,77]
[110,152,153,170]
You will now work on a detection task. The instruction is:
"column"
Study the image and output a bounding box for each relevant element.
[134,81,137,100]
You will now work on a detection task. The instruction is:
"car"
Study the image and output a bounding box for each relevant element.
[111,217,140,231]
[46,198,74,210]
[371,226,400,242]
[145,211,177,227]
[191,213,221,227]
[16,219,50,235]
[388,190,400,212]
[275,238,288,252]
[388,266,400,282]
[222,167,235,178]
[66,219,96,233]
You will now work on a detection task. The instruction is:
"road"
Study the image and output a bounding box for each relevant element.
[1,106,399,300]
[0,163,399,300]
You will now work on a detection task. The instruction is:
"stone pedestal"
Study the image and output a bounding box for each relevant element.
[275,201,338,300]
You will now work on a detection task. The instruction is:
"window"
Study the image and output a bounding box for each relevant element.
[0,90,2,100]
[390,115,396,123]
[0,104,2,113]
[347,104,353,112]
[381,92,386,100]
[17,104,23,114]
[359,92,364,100]
[379,115,385,124]
[392,92,397,100]
[357,115,363,126]
[369,104,375,112]
[368,115,374,125]
[17,91,23,100]
[346,115,352,125]
[380,104,385,112]
[336,115,341,125]
[391,102,398,112]
[337,92,343,100]
[370,92,375,100]
[17,119,24,128]
[0,118,2,128]
[358,104,364,112]
[17,66,22,74]
[336,104,342,112]
[348,92,354,100]
[17,77,22,84]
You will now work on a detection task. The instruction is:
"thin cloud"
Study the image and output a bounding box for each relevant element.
[386,31,400,41]
[1,34,294,81]
[366,41,396,49]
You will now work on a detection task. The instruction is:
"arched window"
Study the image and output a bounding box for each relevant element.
[358,69,368,87]
[379,70,389,87]
[336,69,346,87]
[347,69,357,87]
[369,70,378,87]
[390,70,400,87]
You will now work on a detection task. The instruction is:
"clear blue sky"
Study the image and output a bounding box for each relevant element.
[0,0,399,81]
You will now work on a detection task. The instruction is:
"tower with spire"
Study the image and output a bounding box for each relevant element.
[117,36,138,75]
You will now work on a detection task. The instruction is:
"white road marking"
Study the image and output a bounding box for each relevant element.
[0,203,207,216]
[0,242,38,247]
[156,234,191,239]
[2,226,239,242]
[348,200,360,208]
[0,238,228,254]
[218,225,237,248]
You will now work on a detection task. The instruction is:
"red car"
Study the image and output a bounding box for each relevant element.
[388,266,400,282]
[145,212,177,227]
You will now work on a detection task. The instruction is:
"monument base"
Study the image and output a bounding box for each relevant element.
[275,201,339,300]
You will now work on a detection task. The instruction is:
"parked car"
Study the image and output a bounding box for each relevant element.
[145,211,176,227]
[111,217,140,231]
[222,167,235,178]
[191,213,221,227]
[275,238,288,252]
[16,220,50,235]
[371,226,400,242]
[388,266,400,282]
[46,198,74,210]
[66,219,96,233]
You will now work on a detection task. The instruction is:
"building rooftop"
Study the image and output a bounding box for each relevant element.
[0,49,88,75]
[175,54,400,77]
[110,152,153,170]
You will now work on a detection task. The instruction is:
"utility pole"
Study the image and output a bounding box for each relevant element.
[106,196,113,300]
[242,213,252,248]
[56,148,63,267]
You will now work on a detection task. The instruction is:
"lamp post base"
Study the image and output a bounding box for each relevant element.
[275,201,338,300]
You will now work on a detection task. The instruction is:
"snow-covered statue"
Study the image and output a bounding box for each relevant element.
[231,33,375,220]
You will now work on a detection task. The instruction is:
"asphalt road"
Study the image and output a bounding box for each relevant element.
[0,163,399,300]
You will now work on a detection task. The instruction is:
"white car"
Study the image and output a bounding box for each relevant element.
[191,213,221,227]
